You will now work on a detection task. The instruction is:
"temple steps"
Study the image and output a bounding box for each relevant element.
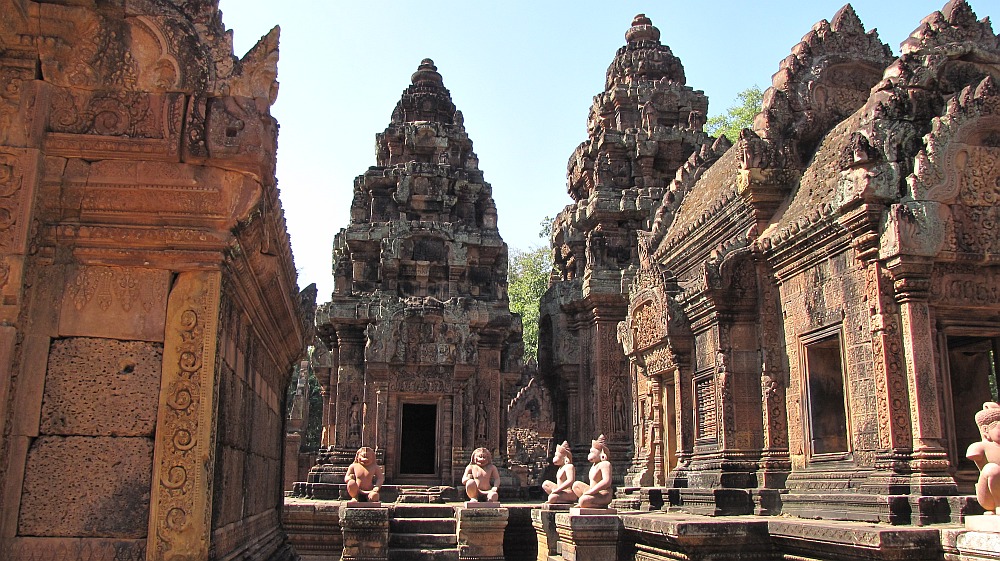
[388,505,458,561]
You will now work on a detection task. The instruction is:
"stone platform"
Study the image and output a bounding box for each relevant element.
[284,498,1000,561]
[291,483,459,502]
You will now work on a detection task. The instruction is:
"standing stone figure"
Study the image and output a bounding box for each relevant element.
[462,447,500,503]
[541,441,578,504]
[572,434,613,509]
[345,447,384,503]
[348,397,362,446]
[967,402,1000,514]
[476,399,489,443]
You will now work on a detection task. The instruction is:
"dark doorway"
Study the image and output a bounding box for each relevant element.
[804,333,849,456]
[399,403,437,475]
[947,335,999,492]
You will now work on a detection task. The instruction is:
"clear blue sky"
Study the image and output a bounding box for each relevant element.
[217,0,995,299]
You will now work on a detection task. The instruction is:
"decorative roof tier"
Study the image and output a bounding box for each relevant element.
[333,60,504,303]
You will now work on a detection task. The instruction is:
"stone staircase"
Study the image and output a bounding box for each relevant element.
[388,505,458,561]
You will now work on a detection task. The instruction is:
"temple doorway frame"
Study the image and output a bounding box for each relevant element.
[939,326,1000,494]
[394,398,442,483]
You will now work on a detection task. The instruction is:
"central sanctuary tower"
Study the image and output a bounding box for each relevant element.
[312,60,524,488]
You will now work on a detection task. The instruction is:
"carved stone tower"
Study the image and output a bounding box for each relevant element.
[539,15,713,480]
[312,60,523,488]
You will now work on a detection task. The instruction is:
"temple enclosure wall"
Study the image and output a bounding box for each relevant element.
[0,1,309,560]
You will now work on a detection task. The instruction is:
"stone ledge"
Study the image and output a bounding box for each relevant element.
[941,528,1000,561]
[769,518,946,561]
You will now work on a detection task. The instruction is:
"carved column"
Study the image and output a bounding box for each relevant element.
[755,258,789,488]
[441,390,453,483]
[453,380,466,482]
[649,370,665,486]
[886,258,950,472]
[335,326,366,448]
[841,205,914,465]
[374,382,388,454]
[667,362,693,487]
[596,318,630,479]
[626,360,650,486]
[148,270,222,561]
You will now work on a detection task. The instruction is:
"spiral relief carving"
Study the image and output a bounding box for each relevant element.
[151,273,221,560]
[162,465,187,490]
[173,428,196,451]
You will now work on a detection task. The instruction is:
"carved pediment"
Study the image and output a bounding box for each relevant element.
[621,265,691,369]
[755,5,893,169]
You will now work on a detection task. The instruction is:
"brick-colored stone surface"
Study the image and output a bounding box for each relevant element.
[40,338,162,437]
[18,436,153,537]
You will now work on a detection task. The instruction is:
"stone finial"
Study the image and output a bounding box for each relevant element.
[411,58,444,86]
[626,14,661,43]
[390,58,456,125]
[830,4,865,34]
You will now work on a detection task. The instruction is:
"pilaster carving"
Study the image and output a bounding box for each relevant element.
[148,270,221,561]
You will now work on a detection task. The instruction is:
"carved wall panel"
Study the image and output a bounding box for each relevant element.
[0,148,37,254]
[505,376,555,486]
[59,266,170,342]
[43,88,184,162]
[0,148,39,323]
[939,143,1000,257]
[127,16,184,92]
[388,368,454,394]
[932,263,1000,307]
[0,56,37,146]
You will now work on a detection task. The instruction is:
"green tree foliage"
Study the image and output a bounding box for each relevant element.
[285,359,325,451]
[508,245,552,361]
[538,215,554,239]
[706,85,763,143]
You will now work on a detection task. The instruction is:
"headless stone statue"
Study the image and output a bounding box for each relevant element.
[572,434,613,509]
[968,402,1000,515]
[462,447,500,503]
[541,441,578,504]
[345,446,384,502]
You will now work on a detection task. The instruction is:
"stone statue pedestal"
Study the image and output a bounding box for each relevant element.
[464,501,501,508]
[942,527,1000,561]
[965,515,1000,533]
[531,508,560,561]
[340,506,389,561]
[569,507,617,516]
[345,501,383,508]
[555,512,622,561]
[455,506,508,560]
[539,503,573,511]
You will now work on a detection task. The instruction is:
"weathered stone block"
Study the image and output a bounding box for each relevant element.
[340,506,389,561]
[18,436,153,537]
[555,513,621,561]
[456,506,508,560]
[941,528,1000,561]
[531,508,559,560]
[40,337,162,436]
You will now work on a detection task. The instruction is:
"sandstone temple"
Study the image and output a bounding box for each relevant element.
[1,1,1000,561]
